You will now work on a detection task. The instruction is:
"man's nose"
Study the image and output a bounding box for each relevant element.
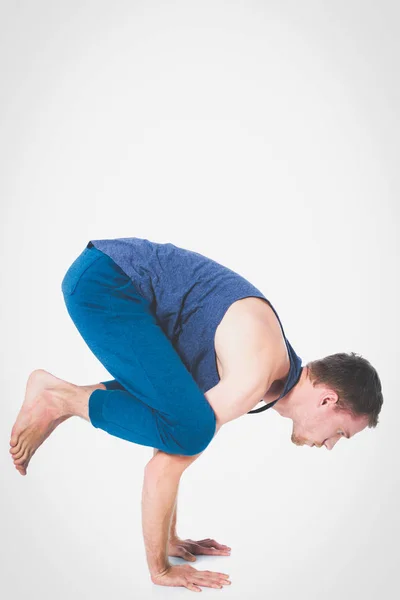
[325,438,339,450]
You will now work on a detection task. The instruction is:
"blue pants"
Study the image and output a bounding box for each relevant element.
[61,242,217,456]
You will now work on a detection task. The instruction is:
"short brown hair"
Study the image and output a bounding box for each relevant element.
[305,352,383,428]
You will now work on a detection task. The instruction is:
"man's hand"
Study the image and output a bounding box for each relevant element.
[151,564,231,592]
[168,537,231,562]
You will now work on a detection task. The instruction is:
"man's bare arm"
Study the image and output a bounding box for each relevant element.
[204,310,279,426]
[142,427,223,581]
[142,451,199,579]
[204,368,271,426]
[150,448,196,542]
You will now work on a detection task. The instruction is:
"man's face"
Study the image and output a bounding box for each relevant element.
[290,394,369,450]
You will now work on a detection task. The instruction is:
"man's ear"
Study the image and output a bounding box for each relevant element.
[320,390,339,407]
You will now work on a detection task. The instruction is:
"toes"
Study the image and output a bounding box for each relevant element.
[14,448,29,465]
[10,437,23,454]
[10,436,22,452]
[17,447,34,470]
[24,453,33,470]
[10,425,22,447]
[12,444,26,461]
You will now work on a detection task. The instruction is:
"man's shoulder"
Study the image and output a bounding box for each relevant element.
[216,296,283,344]
[214,296,286,382]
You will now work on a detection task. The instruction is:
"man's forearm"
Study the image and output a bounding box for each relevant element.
[152,448,179,540]
[143,425,222,578]
[169,494,178,540]
[142,455,183,577]
[150,423,222,545]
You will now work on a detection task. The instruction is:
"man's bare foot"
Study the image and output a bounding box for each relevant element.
[9,369,78,476]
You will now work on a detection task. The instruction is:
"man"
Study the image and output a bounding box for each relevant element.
[9,237,383,592]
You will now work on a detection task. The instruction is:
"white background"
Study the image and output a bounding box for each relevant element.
[1,1,399,598]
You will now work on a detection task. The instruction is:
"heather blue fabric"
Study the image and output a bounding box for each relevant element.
[61,238,303,454]
[89,237,303,413]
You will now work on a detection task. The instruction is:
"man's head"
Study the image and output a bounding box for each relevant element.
[274,352,383,450]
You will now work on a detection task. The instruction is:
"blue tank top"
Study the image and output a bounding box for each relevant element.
[89,237,303,414]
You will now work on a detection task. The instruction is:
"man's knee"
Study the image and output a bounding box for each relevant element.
[179,403,217,456]
[160,401,217,456]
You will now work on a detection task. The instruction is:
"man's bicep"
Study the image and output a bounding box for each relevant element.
[204,364,272,425]
[207,310,278,424]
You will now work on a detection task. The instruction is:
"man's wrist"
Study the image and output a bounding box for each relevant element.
[150,562,172,580]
